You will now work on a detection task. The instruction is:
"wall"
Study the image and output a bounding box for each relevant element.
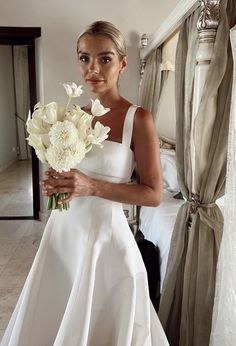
[0,0,180,215]
[0,46,17,171]
[0,0,179,104]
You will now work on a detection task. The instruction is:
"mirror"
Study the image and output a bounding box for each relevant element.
[0,45,33,218]
[0,27,41,220]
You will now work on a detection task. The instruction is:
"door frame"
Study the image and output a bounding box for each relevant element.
[0,27,41,220]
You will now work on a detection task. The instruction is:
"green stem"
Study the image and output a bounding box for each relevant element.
[65,96,72,111]
[47,193,70,211]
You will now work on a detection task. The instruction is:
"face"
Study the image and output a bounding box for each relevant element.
[77,34,127,95]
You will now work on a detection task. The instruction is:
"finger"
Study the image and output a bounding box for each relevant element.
[45,168,56,176]
[45,170,69,178]
[58,193,75,204]
[42,188,54,196]
[41,176,71,188]
[57,170,81,178]
[45,186,73,195]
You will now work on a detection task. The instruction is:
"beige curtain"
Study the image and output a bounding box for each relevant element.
[158,1,236,345]
[138,48,162,116]
[13,45,31,160]
[210,24,236,346]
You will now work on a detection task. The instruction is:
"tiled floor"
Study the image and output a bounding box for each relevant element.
[0,220,44,340]
[0,160,33,217]
[0,160,44,340]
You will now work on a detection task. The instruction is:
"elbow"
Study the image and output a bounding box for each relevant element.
[151,183,163,207]
[148,189,163,207]
[149,196,162,207]
[140,183,163,207]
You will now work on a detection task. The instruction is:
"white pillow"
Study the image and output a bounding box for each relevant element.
[160,149,179,192]
[155,71,176,145]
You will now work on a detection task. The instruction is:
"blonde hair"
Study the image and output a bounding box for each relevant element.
[77,21,127,61]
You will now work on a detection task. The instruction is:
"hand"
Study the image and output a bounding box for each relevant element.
[41,168,95,204]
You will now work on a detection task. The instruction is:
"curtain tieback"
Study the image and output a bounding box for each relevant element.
[184,194,216,214]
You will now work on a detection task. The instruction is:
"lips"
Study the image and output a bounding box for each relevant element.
[86,78,104,83]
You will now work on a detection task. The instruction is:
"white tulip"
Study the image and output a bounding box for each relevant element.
[87,122,110,147]
[27,116,50,135]
[62,82,84,98]
[31,102,58,125]
[41,133,50,148]
[57,105,66,121]
[66,105,91,126]
[41,102,58,124]
[35,149,47,163]
[26,134,46,151]
[91,99,110,117]
[77,119,91,141]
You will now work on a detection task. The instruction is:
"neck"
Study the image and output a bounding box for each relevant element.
[92,90,125,109]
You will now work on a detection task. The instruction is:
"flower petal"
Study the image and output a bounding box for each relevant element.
[91,99,110,117]
[62,82,84,98]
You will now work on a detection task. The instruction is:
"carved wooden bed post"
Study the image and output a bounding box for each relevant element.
[191,0,220,193]
[139,34,148,84]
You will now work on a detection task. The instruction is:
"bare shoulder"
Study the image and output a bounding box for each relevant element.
[133,107,156,137]
[134,107,152,121]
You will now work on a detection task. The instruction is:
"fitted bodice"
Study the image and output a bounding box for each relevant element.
[78,105,137,183]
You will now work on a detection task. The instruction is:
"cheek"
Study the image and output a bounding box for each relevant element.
[107,66,120,80]
[79,65,86,78]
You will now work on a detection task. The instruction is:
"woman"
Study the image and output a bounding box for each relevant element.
[1,21,168,346]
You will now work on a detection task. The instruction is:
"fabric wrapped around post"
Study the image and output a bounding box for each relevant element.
[210,23,236,346]
[158,1,236,345]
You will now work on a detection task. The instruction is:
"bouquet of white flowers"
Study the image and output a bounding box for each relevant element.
[26,82,110,211]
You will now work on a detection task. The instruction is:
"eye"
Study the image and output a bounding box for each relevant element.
[79,54,89,63]
[100,56,112,64]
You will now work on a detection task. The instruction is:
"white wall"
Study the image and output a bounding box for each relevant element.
[0,0,179,215]
[0,0,179,105]
[0,46,17,171]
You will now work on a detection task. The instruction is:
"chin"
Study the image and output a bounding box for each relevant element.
[87,84,106,94]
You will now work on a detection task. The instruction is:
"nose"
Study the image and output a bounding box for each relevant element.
[88,59,100,74]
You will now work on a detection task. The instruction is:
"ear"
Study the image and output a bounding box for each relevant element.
[120,56,127,73]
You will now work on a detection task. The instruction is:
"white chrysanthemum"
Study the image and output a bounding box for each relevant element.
[87,122,110,147]
[49,120,79,146]
[45,141,86,172]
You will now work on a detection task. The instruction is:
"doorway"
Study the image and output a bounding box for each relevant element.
[0,27,41,220]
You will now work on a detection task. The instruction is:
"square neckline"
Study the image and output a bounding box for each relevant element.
[105,105,137,151]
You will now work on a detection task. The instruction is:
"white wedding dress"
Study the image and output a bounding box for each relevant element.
[1,105,169,346]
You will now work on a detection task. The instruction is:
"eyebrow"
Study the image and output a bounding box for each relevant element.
[78,50,115,56]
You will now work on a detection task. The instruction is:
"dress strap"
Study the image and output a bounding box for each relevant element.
[122,105,138,147]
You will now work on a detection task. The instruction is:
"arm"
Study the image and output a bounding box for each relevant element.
[42,108,163,207]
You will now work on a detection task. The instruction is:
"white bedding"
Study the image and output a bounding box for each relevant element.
[140,190,225,291]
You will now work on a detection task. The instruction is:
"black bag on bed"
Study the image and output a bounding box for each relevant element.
[135,231,161,311]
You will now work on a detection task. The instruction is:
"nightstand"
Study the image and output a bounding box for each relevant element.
[123,204,138,236]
